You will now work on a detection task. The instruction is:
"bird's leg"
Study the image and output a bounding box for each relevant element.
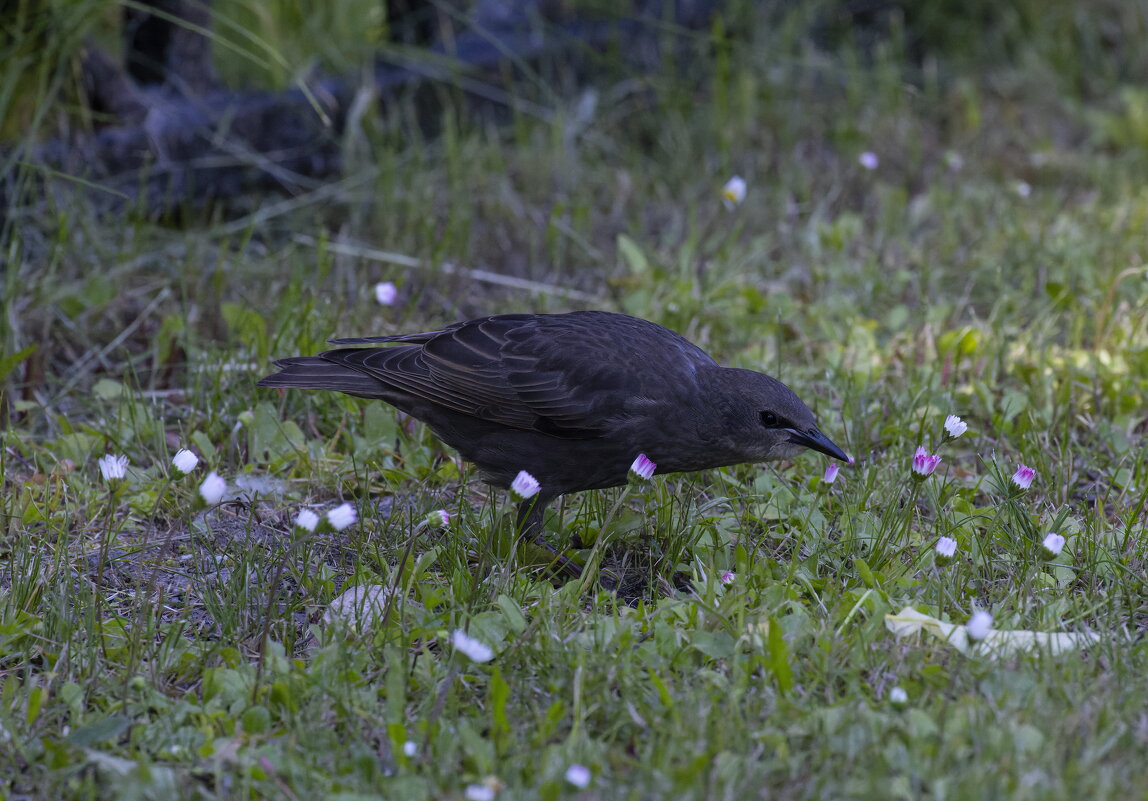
[515,497,583,579]
[515,498,623,591]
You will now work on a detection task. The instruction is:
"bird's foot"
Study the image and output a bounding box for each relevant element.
[529,533,623,592]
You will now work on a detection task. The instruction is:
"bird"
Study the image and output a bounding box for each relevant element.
[258,311,848,577]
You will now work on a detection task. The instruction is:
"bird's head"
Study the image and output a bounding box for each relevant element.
[714,368,849,465]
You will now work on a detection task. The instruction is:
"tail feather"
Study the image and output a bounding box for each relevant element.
[326,319,468,345]
[327,330,441,345]
[257,357,385,397]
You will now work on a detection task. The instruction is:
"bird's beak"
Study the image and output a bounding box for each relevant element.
[786,427,849,462]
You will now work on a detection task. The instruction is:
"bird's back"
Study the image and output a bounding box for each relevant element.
[314,312,715,435]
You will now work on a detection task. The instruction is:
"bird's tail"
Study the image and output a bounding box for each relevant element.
[257,357,383,397]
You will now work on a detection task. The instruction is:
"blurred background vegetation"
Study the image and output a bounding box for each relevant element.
[5,0,1148,403]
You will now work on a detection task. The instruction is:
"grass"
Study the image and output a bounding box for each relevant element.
[3,1,1148,798]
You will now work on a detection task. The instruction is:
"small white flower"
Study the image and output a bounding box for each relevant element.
[374,281,398,305]
[966,610,993,641]
[565,764,592,789]
[629,453,656,481]
[171,448,199,476]
[944,414,967,439]
[98,454,128,482]
[719,571,735,585]
[943,151,964,172]
[464,785,495,801]
[199,471,226,505]
[858,151,879,170]
[911,446,941,478]
[822,462,840,484]
[720,175,746,210]
[934,536,957,566]
[1011,464,1036,490]
[1015,180,1032,198]
[451,629,494,663]
[402,740,418,757]
[295,509,319,532]
[425,509,450,528]
[1041,532,1066,558]
[888,686,908,706]
[510,470,540,502]
[326,503,358,531]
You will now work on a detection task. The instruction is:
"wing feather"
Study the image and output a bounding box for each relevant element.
[318,312,716,438]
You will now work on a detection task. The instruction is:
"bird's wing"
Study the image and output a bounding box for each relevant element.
[322,313,715,438]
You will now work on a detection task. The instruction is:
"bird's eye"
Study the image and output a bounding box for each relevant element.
[760,411,779,428]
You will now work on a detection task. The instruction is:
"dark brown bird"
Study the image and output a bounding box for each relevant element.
[258,311,848,570]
